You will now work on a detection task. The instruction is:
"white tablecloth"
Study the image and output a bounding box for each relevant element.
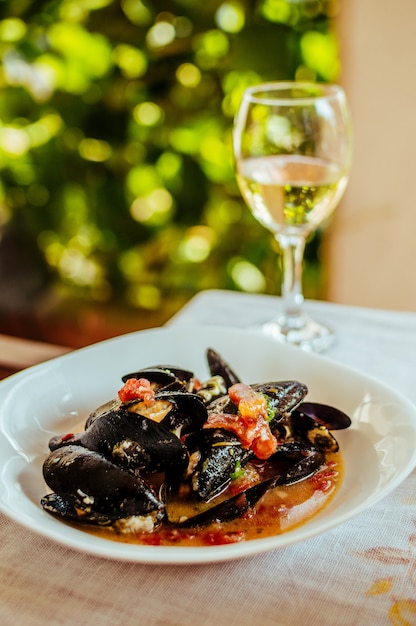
[2,289,416,626]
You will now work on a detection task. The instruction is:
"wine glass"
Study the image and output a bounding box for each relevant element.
[233,81,352,352]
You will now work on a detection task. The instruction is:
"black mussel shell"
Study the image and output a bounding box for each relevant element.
[251,381,308,423]
[48,407,188,474]
[289,409,342,453]
[270,442,325,484]
[184,428,253,501]
[85,398,120,429]
[41,493,164,528]
[40,493,110,525]
[123,390,207,435]
[151,390,208,432]
[121,366,194,391]
[206,393,238,415]
[42,445,164,519]
[206,348,241,389]
[206,380,308,423]
[297,402,352,430]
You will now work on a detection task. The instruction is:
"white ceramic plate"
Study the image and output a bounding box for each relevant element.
[1,325,416,564]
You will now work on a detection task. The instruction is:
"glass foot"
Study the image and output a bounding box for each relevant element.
[260,315,335,353]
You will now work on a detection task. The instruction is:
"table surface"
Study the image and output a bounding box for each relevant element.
[1,289,416,626]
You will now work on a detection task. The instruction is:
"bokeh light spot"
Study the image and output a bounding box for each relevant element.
[27,113,63,147]
[169,127,200,154]
[229,259,266,292]
[156,151,182,180]
[130,188,173,224]
[301,31,339,81]
[79,138,112,162]
[127,284,161,310]
[216,2,245,34]
[261,0,291,24]
[295,64,316,82]
[146,22,175,48]
[176,63,201,88]
[59,248,102,286]
[177,226,215,262]
[0,127,30,156]
[194,29,229,68]
[113,44,147,78]
[133,102,164,126]
[118,248,144,279]
[126,165,161,196]
[0,18,27,42]
[121,0,153,26]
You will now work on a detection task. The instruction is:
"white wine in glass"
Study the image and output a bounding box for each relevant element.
[233,82,352,352]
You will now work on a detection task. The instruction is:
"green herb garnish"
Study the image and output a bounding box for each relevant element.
[230,460,245,480]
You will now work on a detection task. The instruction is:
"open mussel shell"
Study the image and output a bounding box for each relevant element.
[206,348,241,389]
[42,445,164,522]
[252,381,308,423]
[205,380,308,423]
[270,442,325,484]
[184,428,253,501]
[289,402,351,453]
[85,398,120,429]
[297,402,352,430]
[146,390,208,432]
[205,393,237,415]
[48,406,189,474]
[41,493,165,528]
[41,493,111,523]
[121,365,194,391]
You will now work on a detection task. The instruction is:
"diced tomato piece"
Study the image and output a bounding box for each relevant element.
[251,431,278,459]
[229,382,260,401]
[118,377,155,405]
[203,383,278,459]
[203,412,252,446]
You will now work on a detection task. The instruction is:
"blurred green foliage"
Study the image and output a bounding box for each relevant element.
[0,0,339,318]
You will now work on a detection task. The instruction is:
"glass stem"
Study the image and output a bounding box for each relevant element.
[277,234,307,331]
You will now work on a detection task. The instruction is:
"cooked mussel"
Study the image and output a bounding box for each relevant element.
[206,348,241,389]
[121,365,194,391]
[42,445,164,526]
[48,406,189,474]
[127,390,207,433]
[297,402,352,429]
[252,381,308,424]
[269,441,325,483]
[183,428,253,501]
[40,493,162,533]
[288,402,350,453]
[205,380,308,424]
